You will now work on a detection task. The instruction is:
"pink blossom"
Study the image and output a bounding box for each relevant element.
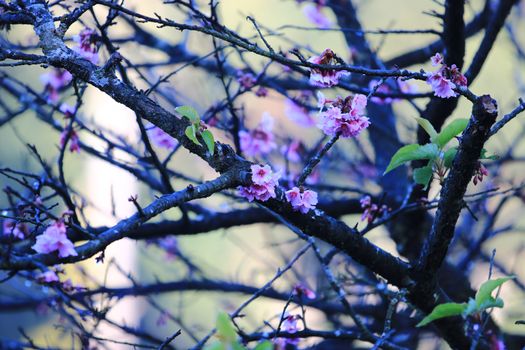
[59,103,76,118]
[308,49,348,87]
[281,140,303,163]
[318,94,370,138]
[427,72,456,98]
[473,162,489,185]
[32,220,78,258]
[285,187,318,214]
[147,126,178,149]
[157,236,179,260]
[293,283,317,299]
[239,113,277,157]
[2,219,29,239]
[274,314,301,349]
[36,270,60,283]
[303,3,332,28]
[60,128,80,153]
[72,28,99,64]
[238,164,280,202]
[40,69,72,102]
[426,53,467,98]
[430,53,443,66]
[284,99,315,127]
[360,195,389,223]
[255,86,268,97]
[236,71,257,89]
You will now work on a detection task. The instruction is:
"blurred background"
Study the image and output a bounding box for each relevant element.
[1,0,525,349]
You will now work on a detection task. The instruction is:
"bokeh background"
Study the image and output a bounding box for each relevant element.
[1,0,525,349]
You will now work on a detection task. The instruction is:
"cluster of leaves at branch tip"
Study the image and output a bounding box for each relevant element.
[176,105,215,155]
[416,276,514,327]
[384,117,497,188]
[205,312,272,350]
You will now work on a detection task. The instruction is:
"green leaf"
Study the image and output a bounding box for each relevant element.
[480,148,498,160]
[434,119,469,148]
[176,106,200,124]
[201,129,215,155]
[475,276,514,309]
[253,341,273,350]
[413,165,433,189]
[384,143,439,174]
[443,147,458,168]
[416,302,467,327]
[415,117,438,140]
[232,342,247,350]
[185,125,201,146]
[216,312,237,343]
[204,342,225,350]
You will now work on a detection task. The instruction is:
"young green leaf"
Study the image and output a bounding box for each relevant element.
[253,341,273,350]
[185,125,201,146]
[413,164,433,189]
[216,312,237,343]
[475,276,514,309]
[480,148,498,160]
[415,117,438,140]
[176,105,200,124]
[384,143,439,174]
[434,119,469,148]
[416,302,467,327]
[201,130,215,155]
[443,147,458,168]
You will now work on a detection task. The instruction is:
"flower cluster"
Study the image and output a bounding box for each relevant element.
[285,186,318,214]
[302,1,331,28]
[318,93,370,138]
[239,113,277,157]
[32,220,78,258]
[360,195,389,224]
[236,70,257,89]
[292,283,317,299]
[274,314,301,349]
[238,164,280,202]
[2,219,29,240]
[308,49,348,87]
[60,127,80,153]
[40,69,72,102]
[472,162,489,186]
[426,53,467,98]
[72,28,99,64]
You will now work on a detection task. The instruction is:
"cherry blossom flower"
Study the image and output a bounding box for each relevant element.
[60,128,80,153]
[239,113,277,157]
[238,164,280,202]
[36,270,60,284]
[2,219,29,239]
[360,195,389,223]
[308,49,348,87]
[473,162,489,185]
[318,94,370,138]
[293,283,317,299]
[32,220,78,258]
[236,70,257,89]
[255,86,268,97]
[147,126,178,149]
[59,103,76,118]
[274,314,301,349]
[40,69,72,102]
[157,236,179,260]
[281,140,304,163]
[369,80,394,105]
[426,53,467,98]
[284,99,315,127]
[286,187,318,214]
[303,3,332,28]
[72,28,99,64]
